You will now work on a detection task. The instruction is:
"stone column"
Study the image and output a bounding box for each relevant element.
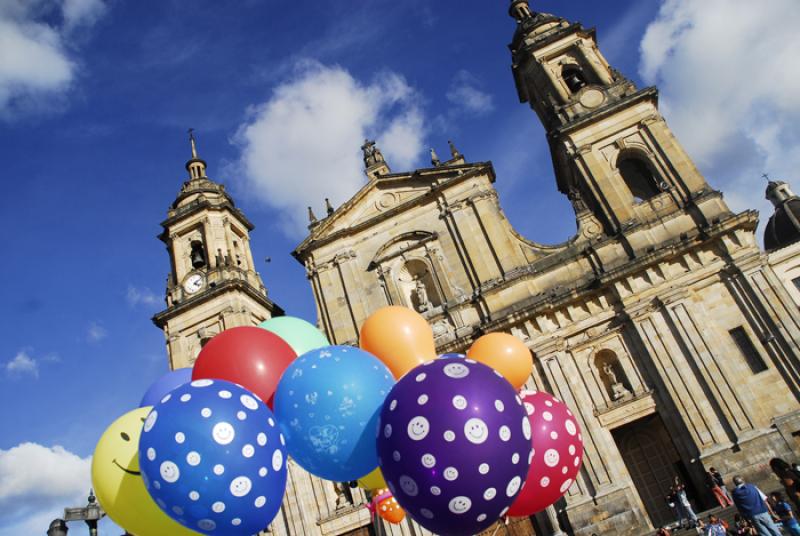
[334,252,361,342]
[307,261,335,344]
[666,299,755,436]
[376,265,395,306]
[243,236,256,272]
[317,261,356,344]
[570,146,629,232]
[468,191,508,278]
[628,302,728,451]
[448,199,501,283]
[437,198,480,290]
[535,344,613,497]
[222,217,235,266]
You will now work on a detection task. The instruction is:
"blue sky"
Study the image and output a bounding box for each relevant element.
[1,0,799,533]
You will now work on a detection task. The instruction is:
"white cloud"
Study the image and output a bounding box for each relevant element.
[62,0,106,30]
[639,0,800,227]
[5,350,39,378]
[86,321,107,342]
[0,443,92,534]
[126,285,160,307]
[234,61,427,236]
[446,70,494,115]
[0,0,106,118]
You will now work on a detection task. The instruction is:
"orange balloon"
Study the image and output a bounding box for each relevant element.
[375,490,406,524]
[360,306,437,379]
[467,332,532,389]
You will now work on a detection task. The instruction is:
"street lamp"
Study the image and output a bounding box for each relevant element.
[50,490,105,536]
[46,519,68,536]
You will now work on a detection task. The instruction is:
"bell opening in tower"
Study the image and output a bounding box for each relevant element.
[190,240,207,269]
[562,65,588,94]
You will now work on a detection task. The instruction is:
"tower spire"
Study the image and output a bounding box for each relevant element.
[185,129,207,180]
[430,147,441,167]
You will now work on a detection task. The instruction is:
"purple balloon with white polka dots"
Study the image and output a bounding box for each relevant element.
[139,379,287,535]
[376,359,532,535]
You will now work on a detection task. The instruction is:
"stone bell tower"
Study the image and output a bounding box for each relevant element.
[508,0,730,239]
[152,132,283,370]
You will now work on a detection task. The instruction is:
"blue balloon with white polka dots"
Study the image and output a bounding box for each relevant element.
[138,379,287,535]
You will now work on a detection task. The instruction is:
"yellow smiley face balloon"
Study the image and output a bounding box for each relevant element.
[91,407,200,536]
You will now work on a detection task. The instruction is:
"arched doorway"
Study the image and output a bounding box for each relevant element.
[612,414,698,528]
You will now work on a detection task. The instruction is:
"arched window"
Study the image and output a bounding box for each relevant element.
[618,156,661,202]
[562,65,588,93]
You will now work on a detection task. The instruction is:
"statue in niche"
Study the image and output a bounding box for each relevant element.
[602,361,631,401]
[568,187,588,212]
[414,277,430,312]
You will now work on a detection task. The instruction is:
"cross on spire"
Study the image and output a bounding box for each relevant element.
[188,128,198,159]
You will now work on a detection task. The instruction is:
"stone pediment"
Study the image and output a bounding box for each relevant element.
[295,162,492,255]
[335,181,432,232]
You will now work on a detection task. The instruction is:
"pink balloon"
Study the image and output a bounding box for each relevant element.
[507,391,584,517]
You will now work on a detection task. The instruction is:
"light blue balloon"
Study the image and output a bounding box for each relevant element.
[274,346,394,482]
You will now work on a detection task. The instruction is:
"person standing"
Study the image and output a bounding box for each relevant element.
[771,491,800,536]
[672,477,698,529]
[709,467,733,504]
[730,476,782,536]
[707,468,733,507]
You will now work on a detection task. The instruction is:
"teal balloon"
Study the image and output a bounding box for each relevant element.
[274,346,395,482]
[259,316,329,356]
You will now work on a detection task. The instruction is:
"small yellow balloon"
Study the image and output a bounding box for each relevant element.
[92,407,200,536]
[357,467,387,491]
[360,306,437,379]
[467,332,533,390]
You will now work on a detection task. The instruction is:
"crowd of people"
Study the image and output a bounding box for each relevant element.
[655,459,800,536]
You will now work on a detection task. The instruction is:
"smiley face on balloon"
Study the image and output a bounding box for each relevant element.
[407,416,430,440]
[91,407,200,536]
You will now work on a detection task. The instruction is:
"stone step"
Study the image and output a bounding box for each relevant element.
[666,506,741,536]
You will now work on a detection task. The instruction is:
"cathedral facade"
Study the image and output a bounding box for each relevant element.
[154,3,800,535]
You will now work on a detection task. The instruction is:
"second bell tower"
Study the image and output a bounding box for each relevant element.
[509,0,731,238]
[153,133,283,369]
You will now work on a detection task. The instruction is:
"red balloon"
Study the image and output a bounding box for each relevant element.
[507,391,584,517]
[192,326,296,408]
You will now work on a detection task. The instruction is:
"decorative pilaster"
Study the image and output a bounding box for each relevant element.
[628,303,727,450]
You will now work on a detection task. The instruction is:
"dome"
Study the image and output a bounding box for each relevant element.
[765,197,800,252]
